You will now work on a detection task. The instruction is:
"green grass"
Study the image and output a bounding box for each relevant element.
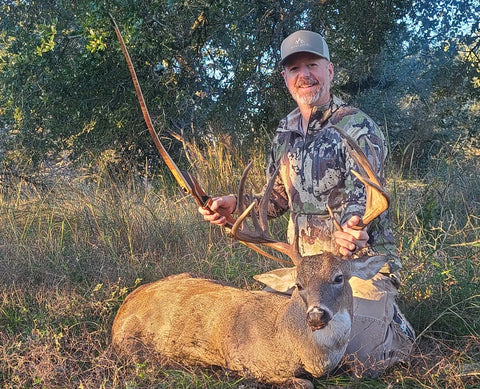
[0,140,479,388]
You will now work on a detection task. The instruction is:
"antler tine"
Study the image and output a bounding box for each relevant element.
[235,161,251,216]
[237,161,277,233]
[230,163,296,261]
[258,163,282,232]
[231,163,279,244]
[234,161,265,237]
[332,125,390,230]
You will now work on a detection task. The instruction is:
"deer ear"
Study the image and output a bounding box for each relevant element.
[253,267,297,293]
[350,255,388,280]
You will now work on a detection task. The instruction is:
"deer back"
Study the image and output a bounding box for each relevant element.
[112,273,292,370]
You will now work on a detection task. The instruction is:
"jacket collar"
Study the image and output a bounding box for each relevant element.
[278,95,346,135]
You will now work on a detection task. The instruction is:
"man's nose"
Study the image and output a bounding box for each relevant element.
[298,64,311,77]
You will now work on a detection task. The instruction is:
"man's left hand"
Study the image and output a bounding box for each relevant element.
[333,215,369,257]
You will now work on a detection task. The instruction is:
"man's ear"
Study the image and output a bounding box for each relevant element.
[281,70,287,85]
[328,62,334,82]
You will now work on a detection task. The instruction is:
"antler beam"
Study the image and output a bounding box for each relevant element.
[330,126,390,231]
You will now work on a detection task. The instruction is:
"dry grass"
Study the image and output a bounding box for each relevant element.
[0,138,479,388]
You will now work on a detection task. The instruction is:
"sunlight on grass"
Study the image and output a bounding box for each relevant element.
[0,138,479,388]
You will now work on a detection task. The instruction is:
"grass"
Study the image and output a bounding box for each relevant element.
[0,139,479,388]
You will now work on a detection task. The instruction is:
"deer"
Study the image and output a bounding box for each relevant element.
[111,129,390,388]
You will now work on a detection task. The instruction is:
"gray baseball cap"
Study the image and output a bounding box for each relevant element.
[280,30,330,66]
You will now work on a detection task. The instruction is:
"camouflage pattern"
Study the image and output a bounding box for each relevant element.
[264,95,401,273]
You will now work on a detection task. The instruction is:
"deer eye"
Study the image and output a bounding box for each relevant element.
[295,282,304,291]
[333,275,344,284]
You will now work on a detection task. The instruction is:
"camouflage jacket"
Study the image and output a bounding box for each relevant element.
[264,95,401,273]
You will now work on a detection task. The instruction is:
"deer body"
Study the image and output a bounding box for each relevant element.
[112,254,386,386]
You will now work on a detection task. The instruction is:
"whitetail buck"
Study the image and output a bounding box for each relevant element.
[111,129,390,388]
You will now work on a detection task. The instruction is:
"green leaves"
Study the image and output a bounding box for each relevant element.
[86,28,107,53]
[35,23,57,56]
[0,0,478,176]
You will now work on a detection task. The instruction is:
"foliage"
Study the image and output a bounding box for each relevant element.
[354,0,480,172]
[0,0,417,173]
[3,0,478,176]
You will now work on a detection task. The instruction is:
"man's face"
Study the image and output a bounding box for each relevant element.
[282,53,334,107]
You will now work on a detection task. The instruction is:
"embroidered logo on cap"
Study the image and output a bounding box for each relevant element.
[292,38,306,48]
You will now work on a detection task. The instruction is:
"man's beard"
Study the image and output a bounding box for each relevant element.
[293,87,322,106]
[291,81,326,106]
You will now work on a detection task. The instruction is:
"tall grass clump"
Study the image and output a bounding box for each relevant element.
[1,136,479,388]
[387,140,480,388]
[0,139,274,388]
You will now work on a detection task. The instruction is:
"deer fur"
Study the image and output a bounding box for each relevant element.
[111,253,386,387]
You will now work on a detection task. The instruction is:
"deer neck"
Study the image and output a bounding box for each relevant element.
[278,288,352,374]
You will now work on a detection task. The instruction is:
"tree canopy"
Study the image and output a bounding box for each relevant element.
[0,0,479,174]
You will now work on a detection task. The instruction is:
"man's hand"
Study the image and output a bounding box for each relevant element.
[333,215,369,257]
[198,195,237,226]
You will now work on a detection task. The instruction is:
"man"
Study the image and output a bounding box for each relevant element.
[199,30,414,377]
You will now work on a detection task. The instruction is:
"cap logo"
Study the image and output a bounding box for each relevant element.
[292,38,306,48]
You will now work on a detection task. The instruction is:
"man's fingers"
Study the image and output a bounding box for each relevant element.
[198,195,235,227]
[198,206,212,216]
[334,224,369,256]
[346,214,361,228]
[339,246,353,257]
[197,205,222,223]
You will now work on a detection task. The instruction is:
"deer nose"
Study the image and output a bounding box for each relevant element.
[307,306,331,331]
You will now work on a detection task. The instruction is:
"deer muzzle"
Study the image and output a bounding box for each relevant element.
[307,306,331,331]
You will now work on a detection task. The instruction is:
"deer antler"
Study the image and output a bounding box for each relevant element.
[229,162,300,265]
[230,128,389,263]
[329,125,390,231]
